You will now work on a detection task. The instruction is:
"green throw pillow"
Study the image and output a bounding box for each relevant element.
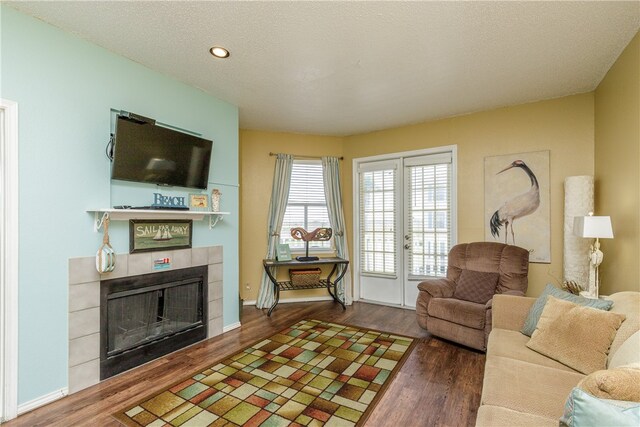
[521,284,614,336]
[560,388,640,427]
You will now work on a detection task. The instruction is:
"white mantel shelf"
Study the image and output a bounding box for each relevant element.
[88,208,230,231]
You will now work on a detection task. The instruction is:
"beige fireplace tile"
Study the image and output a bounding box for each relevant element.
[69,282,100,313]
[69,359,100,394]
[208,300,215,320]
[192,247,208,266]
[69,257,100,285]
[99,253,129,280]
[128,252,152,276]
[208,316,223,339]
[208,246,223,264]
[69,307,100,340]
[170,249,192,270]
[69,333,100,367]
[208,280,223,301]
[208,298,224,320]
[208,263,223,283]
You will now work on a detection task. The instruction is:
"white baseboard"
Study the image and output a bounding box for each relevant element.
[223,322,242,333]
[243,296,335,306]
[17,388,68,415]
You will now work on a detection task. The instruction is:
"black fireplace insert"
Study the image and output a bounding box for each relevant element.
[100,266,207,379]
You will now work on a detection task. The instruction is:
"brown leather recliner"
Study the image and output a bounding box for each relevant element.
[416,242,529,351]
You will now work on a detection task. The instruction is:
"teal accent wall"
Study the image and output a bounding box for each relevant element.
[1,6,239,405]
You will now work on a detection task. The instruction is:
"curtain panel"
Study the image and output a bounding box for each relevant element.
[256,154,294,309]
[322,156,351,303]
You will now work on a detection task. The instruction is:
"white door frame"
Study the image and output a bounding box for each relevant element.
[352,145,457,306]
[0,99,19,422]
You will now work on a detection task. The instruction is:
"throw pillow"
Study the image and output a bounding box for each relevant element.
[577,368,640,402]
[521,284,614,336]
[559,388,640,427]
[526,296,626,374]
[452,269,500,304]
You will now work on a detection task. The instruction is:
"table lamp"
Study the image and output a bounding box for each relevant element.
[573,213,614,298]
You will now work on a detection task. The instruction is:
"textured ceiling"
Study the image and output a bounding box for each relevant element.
[8,1,640,136]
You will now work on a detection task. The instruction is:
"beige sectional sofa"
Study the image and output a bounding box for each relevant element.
[476,291,640,426]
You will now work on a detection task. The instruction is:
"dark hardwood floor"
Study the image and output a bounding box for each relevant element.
[5,302,485,427]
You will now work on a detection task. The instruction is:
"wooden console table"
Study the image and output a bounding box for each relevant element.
[262,257,349,316]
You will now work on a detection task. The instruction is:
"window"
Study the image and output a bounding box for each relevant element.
[407,154,452,278]
[280,160,331,251]
[359,164,397,275]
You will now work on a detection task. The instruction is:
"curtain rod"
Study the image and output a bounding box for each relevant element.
[269,152,344,160]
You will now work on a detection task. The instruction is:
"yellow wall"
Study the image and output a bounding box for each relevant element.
[241,95,596,302]
[342,94,595,297]
[240,130,344,302]
[595,31,640,294]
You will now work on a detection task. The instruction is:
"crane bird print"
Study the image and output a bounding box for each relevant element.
[489,160,540,244]
[484,151,550,263]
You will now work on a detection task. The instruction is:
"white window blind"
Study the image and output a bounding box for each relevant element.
[407,156,452,278]
[359,167,397,275]
[280,160,331,250]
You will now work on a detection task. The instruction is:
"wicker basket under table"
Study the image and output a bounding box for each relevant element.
[289,268,322,287]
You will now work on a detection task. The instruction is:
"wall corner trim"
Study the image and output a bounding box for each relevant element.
[1,99,19,422]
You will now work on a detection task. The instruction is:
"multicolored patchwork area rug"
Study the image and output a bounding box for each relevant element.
[114,319,416,427]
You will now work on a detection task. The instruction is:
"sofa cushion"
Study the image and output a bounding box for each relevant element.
[526,296,625,375]
[577,368,640,401]
[607,292,640,365]
[476,405,557,427]
[559,388,640,427]
[427,297,486,329]
[486,328,578,373]
[610,331,640,369]
[481,355,584,419]
[521,284,614,336]
[452,269,499,304]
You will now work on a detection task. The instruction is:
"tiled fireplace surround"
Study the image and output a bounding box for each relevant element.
[68,246,223,394]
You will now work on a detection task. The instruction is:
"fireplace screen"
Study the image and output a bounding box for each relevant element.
[107,280,201,356]
[100,266,207,379]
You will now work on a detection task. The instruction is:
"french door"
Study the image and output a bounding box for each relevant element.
[355,147,456,308]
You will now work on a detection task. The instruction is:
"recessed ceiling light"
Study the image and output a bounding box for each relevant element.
[209,46,230,58]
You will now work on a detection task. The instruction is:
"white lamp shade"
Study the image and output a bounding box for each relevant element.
[573,215,614,239]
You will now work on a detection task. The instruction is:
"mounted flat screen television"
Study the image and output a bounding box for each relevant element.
[111,114,213,190]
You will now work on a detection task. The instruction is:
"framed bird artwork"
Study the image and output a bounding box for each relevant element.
[484,150,550,263]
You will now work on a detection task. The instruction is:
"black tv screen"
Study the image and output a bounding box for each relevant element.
[111,116,212,189]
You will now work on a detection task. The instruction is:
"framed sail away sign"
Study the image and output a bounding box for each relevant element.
[129,219,193,253]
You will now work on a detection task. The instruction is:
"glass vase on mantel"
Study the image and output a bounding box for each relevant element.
[211,189,221,212]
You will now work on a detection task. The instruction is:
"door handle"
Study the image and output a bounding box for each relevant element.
[404,243,411,250]
[404,234,410,240]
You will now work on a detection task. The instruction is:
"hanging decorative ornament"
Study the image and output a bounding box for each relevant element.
[96,214,116,273]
